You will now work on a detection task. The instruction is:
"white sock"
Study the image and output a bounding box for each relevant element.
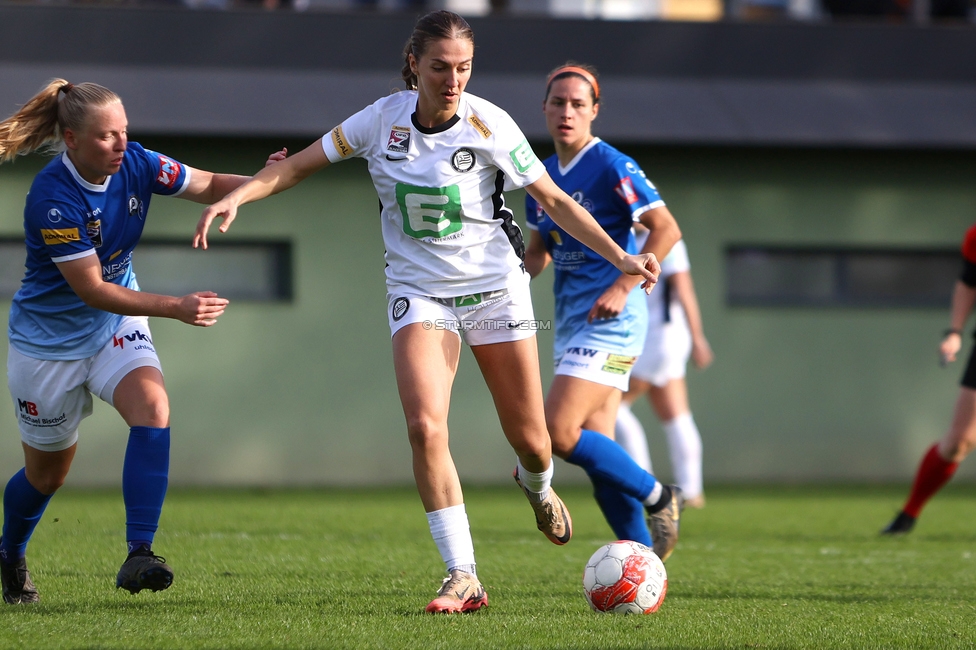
[516,458,552,502]
[615,403,653,473]
[664,412,703,499]
[643,481,664,507]
[426,504,476,574]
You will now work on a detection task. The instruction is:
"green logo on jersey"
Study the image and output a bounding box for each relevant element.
[395,184,463,239]
[509,140,538,174]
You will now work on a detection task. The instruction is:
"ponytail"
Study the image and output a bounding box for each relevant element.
[0,79,120,164]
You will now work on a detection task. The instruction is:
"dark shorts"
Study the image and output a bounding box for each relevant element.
[961,340,976,389]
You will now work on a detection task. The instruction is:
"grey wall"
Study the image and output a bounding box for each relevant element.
[1,139,974,486]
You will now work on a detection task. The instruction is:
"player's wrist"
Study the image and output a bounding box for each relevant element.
[943,328,962,338]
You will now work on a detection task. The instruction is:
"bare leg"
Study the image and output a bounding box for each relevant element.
[392,323,463,513]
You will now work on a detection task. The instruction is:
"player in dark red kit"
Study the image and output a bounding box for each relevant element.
[883,224,976,534]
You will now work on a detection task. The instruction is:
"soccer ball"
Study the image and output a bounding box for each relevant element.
[582,540,667,614]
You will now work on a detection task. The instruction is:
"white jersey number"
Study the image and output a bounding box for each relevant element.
[396,183,463,239]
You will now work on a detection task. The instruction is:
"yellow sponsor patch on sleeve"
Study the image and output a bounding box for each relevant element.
[331,125,353,158]
[40,228,81,245]
[468,115,492,139]
[602,354,638,375]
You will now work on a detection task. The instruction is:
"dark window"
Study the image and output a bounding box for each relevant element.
[726,246,958,308]
[0,237,293,302]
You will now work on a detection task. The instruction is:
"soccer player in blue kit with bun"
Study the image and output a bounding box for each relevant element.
[525,64,685,558]
[0,79,280,604]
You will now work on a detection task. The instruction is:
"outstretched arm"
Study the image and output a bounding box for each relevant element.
[194,142,330,249]
[525,173,660,288]
[178,148,289,205]
[57,254,228,327]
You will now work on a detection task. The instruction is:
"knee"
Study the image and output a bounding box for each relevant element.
[26,469,67,496]
[125,397,170,429]
[405,414,448,452]
[545,413,579,459]
[944,438,975,463]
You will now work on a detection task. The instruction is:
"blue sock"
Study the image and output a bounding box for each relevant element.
[566,429,657,502]
[122,426,170,552]
[593,481,652,547]
[1,469,54,562]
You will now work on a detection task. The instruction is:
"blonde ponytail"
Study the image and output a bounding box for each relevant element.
[0,79,121,164]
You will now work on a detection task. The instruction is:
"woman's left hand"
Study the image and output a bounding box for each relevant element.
[588,282,631,322]
[619,253,660,293]
[266,147,288,167]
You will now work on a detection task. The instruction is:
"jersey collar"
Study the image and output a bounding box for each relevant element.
[557,137,601,177]
[411,94,464,135]
[61,152,111,193]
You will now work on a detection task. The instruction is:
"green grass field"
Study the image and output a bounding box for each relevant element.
[1,485,975,649]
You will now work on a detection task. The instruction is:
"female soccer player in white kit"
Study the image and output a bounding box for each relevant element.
[615,236,713,509]
[0,80,274,604]
[194,11,663,614]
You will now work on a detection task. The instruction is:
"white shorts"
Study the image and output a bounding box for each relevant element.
[387,281,538,346]
[7,316,162,451]
[554,347,638,392]
[631,322,692,387]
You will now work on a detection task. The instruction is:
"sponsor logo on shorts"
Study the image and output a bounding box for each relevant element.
[451,148,476,173]
[41,228,80,245]
[47,208,62,223]
[615,177,638,205]
[332,125,353,158]
[567,347,599,358]
[509,140,537,174]
[87,219,102,248]
[155,155,183,189]
[113,330,154,350]
[387,125,411,154]
[468,115,492,139]
[17,399,66,427]
[602,354,637,375]
[392,297,410,322]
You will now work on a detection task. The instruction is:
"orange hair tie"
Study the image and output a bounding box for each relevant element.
[546,66,600,101]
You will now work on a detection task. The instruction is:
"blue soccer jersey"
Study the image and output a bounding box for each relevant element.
[8,143,190,360]
[525,138,664,356]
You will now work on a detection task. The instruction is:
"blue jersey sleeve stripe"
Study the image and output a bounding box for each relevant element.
[171,165,192,197]
[631,200,666,220]
[50,248,97,263]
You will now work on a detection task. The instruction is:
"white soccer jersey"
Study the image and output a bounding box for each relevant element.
[321,91,545,297]
[637,234,691,329]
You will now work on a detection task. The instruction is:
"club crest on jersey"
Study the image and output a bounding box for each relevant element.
[127,194,144,219]
[155,156,182,189]
[387,125,411,154]
[570,190,595,213]
[451,148,476,173]
[391,297,410,322]
[615,177,639,205]
[87,219,103,248]
[47,208,62,223]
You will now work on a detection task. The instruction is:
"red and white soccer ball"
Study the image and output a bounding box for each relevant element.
[582,540,668,614]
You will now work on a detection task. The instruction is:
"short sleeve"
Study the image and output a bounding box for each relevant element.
[322,103,377,164]
[488,111,545,191]
[524,194,542,231]
[28,200,96,263]
[960,225,976,286]
[610,156,665,220]
[660,239,690,278]
[142,147,191,196]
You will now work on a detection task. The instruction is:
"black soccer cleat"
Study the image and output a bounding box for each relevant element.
[116,547,174,594]
[881,510,916,535]
[1,554,40,604]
